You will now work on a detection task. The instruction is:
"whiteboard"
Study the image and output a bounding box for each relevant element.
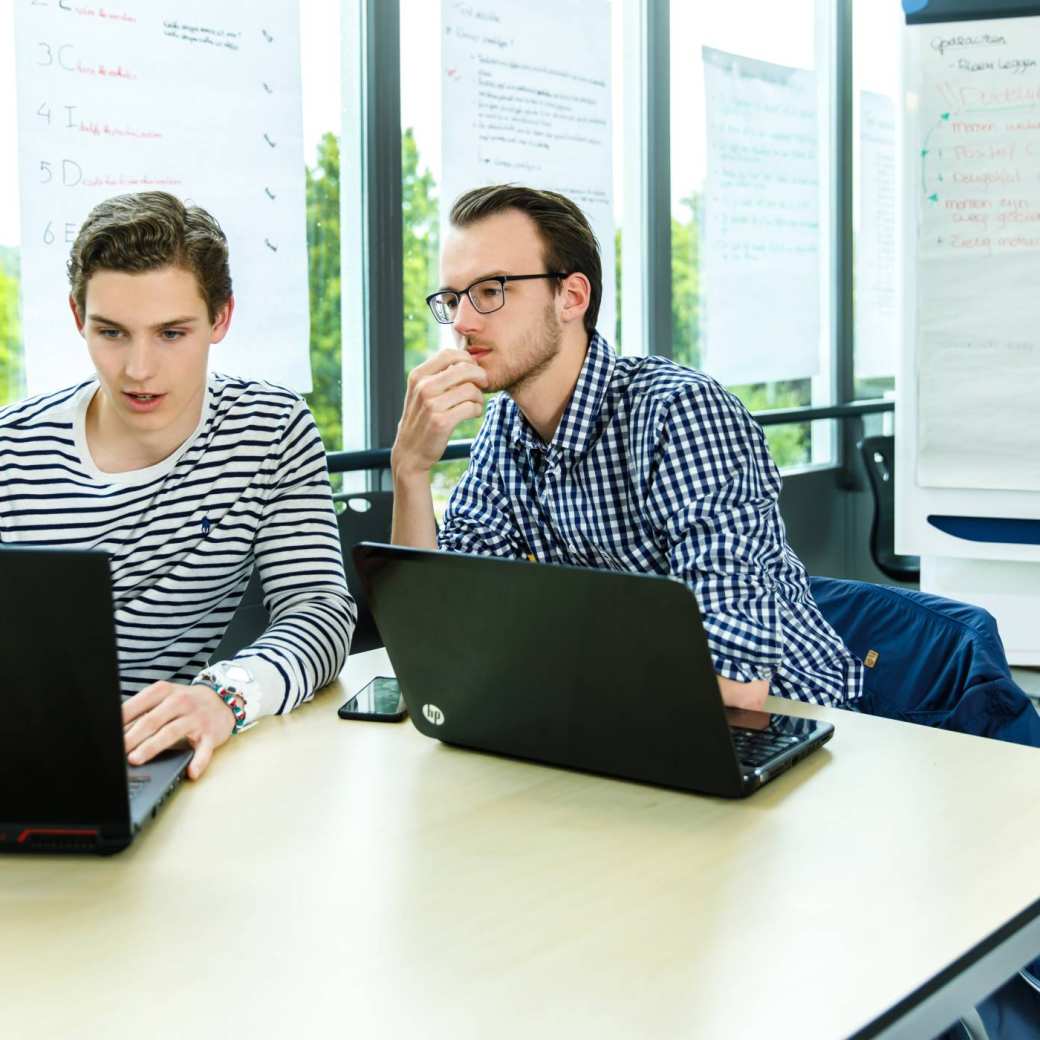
[897,12,1040,561]
[14,0,312,395]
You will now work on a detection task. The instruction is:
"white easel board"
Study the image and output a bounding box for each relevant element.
[897,9,1040,563]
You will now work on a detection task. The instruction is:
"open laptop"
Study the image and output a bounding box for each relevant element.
[353,543,834,798]
[0,546,192,854]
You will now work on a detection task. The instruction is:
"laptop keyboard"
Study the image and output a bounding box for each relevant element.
[730,728,801,770]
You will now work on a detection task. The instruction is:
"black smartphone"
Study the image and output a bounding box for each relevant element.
[338,676,407,722]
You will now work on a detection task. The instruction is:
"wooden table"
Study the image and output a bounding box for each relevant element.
[4,649,1040,1039]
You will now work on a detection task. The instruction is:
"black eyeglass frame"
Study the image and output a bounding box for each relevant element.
[425,272,569,324]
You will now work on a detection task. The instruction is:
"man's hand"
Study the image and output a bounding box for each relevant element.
[122,682,236,780]
[717,675,769,712]
[391,348,487,481]
[390,348,487,550]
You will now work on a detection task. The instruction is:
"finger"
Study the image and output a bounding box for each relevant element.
[440,399,485,428]
[186,738,214,781]
[128,715,193,766]
[122,681,174,726]
[410,347,477,383]
[412,363,487,405]
[430,382,486,415]
[124,687,192,754]
[418,397,484,444]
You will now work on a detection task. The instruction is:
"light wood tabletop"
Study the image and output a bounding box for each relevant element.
[4,648,1040,1039]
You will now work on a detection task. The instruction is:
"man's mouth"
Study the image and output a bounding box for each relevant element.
[466,346,491,359]
[122,391,166,411]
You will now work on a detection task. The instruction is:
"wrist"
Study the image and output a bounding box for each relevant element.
[192,671,248,734]
[391,454,433,489]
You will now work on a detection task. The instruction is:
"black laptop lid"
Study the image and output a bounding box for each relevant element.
[354,543,748,796]
[0,547,130,834]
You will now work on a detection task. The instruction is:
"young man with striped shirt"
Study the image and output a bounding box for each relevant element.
[390,184,861,713]
[0,192,355,779]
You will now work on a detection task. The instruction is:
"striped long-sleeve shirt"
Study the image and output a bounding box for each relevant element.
[0,375,355,723]
[439,333,863,707]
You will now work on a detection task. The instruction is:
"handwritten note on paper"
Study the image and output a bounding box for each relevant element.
[911,16,1040,492]
[701,48,820,386]
[856,91,897,381]
[14,1,310,395]
[440,0,615,344]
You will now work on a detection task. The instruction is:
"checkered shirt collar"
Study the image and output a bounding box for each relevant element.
[509,331,615,456]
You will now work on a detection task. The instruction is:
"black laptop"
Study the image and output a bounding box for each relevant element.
[353,543,834,798]
[0,547,191,854]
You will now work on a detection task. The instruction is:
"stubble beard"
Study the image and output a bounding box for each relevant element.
[479,303,563,396]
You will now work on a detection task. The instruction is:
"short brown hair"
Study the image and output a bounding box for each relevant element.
[68,191,232,322]
[449,185,602,336]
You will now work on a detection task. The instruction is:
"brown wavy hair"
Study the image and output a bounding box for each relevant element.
[68,191,232,321]
[449,185,601,336]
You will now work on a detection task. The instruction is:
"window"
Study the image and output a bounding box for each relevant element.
[0,1,351,461]
[400,0,626,509]
[669,0,833,470]
[0,7,24,408]
[852,0,900,404]
[2,2,888,489]
[301,0,345,454]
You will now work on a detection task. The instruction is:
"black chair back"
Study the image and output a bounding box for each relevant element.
[859,435,920,584]
[210,490,393,663]
[333,491,394,653]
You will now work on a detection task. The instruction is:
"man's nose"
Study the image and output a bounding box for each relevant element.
[451,292,484,337]
[124,339,158,383]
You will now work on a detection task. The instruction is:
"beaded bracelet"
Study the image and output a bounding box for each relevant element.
[192,674,248,734]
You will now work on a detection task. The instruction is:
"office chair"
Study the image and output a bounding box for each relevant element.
[333,490,394,654]
[210,490,393,662]
[859,434,920,584]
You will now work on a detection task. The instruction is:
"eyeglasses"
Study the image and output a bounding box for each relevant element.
[425,272,568,325]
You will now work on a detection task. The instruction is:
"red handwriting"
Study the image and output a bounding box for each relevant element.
[79,122,162,140]
[73,8,136,21]
[952,169,1022,186]
[82,176,183,188]
[76,63,137,80]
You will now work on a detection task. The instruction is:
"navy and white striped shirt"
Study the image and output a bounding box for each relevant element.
[0,375,355,722]
[439,333,863,706]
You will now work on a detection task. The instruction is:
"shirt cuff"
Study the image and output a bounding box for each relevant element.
[713,657,775,685]
[199,656,286,728]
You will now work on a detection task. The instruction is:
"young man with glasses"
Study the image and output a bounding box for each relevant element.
[0,191,355,778]
[393,182,1040,1040]
[390,184,860,712]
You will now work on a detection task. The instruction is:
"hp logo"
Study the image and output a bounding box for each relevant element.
[422,703,445,726]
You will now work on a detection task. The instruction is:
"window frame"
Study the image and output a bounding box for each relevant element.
[337,0,889,488]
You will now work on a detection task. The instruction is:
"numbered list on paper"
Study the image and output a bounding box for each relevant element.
[14,0,311,395]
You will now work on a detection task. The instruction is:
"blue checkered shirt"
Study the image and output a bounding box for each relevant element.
[439,333,864,706]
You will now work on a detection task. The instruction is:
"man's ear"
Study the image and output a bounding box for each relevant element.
[209,294,235,345]
[69,295,85,335]
[558,272,591,327]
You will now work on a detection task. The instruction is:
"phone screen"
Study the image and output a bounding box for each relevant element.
[338,676,407,721]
